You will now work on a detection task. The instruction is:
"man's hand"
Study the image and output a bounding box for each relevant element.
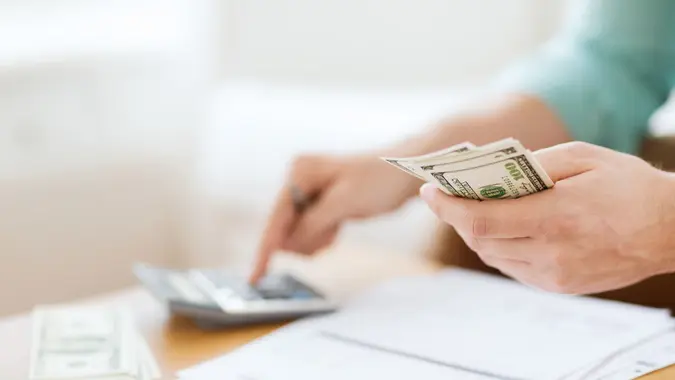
[248,94,572,284]
[420,142,675,294]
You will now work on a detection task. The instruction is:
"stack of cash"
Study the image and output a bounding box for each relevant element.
[29,305,161,380]
[382,138,553,200]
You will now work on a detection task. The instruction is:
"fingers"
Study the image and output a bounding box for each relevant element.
[490,259,540,288]
[284,224,339,255]
[419,184,548,238]
[472,237,540,262]
[419,142,613,239]
[469,238,543,288]
[249,187,296,283]
[285,183,350,254]
[249,155,338,283]
[534,142,605,182]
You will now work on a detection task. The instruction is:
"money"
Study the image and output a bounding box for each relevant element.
[382,138,554,200]
[29,305,161,380]
[381,142,475,180]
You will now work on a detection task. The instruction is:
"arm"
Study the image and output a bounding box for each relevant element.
[496,0,675,154]
[250,0,675,281]
[385,94,572,161]
[391,0,675,180]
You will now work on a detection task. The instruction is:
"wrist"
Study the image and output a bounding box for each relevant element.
[381,93,568,159]
[374,153,424,200]
[374,115,500,202]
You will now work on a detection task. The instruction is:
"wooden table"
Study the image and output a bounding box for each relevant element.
[1,247,673,379]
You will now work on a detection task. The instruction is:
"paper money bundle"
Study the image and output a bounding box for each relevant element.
[29,305,161,380]
[382,138,553,200]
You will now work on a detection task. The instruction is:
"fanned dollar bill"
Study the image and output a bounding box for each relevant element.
[29,305,161,380]
[381,142,475,180]
[382,138,553,200]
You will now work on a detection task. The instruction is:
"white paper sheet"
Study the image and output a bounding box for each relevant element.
[179,317,494,380]
[564,329,675,380]
[316,269,673,379]
[179,269,674,380]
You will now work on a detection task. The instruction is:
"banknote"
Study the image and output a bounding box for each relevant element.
[381,138,553,200]
[416,138,523,172]
[428,151,553,199]
[30,305,160,380]
[381,142,475,180]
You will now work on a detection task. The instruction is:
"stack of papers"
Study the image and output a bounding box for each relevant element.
[564,331,675,380]
[178,269,675,380]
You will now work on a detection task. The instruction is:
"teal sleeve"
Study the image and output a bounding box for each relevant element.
[496,0,675,153]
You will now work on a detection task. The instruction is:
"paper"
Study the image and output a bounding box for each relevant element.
[564,330,675,380]
[179,269,674,380]
[30,305,160,380]
[179,318,494,380]
[317,270,673,379]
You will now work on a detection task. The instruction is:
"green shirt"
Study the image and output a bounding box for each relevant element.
[498,0,675,153]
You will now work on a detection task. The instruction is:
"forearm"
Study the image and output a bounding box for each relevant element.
[400,94,571,155]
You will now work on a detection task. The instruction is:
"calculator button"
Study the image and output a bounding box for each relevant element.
[198,271,261,300]
[256,287,294,299]
[255,276,296,299]
[167,273,210,304]
[290,290,315,299]
[237,287,261,301]
[218,284,259,301]
[213,287,236,301]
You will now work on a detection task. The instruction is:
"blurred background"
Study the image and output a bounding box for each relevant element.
[1,0,670,316]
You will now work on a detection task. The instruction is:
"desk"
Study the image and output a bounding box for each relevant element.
[1,247,673,379]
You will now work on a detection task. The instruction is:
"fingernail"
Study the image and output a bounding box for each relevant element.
[419,183,438,202]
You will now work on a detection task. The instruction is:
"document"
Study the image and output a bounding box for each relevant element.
[564,330,675,380]
[179,318,493,380]
[317,270,673,379]
[179,269,674,380]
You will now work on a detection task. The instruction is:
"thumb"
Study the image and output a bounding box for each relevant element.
[419,183,542,238]
[534,142,605,182]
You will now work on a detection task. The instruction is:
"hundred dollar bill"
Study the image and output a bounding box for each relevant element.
[30,305,161,380]
[427,150,553,199]
[381,142,475,180]
[415,138,523,172]
[137,333,161,380]
[30,306,131,379]
[381,138,553,200]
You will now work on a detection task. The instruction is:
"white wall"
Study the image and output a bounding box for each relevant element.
[186,1,569,268]
[190,83,471,268]
[0,0,572,311]
[219,0,567,87]
[0,0,215,315]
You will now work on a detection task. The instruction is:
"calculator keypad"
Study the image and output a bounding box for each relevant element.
[196,271,321,302]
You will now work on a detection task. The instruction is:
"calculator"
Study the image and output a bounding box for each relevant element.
[133,264,337,328]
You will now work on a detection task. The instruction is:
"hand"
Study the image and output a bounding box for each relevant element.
[420,142,675,294]
[249,153,420,283]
